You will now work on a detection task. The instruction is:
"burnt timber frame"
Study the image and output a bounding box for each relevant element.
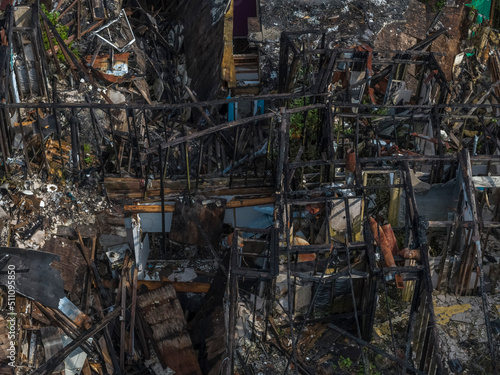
[0,10,499,374]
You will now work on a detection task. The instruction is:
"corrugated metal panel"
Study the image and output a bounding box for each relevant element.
[137,285,201,375]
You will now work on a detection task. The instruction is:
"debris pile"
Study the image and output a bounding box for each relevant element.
[0,0,498,374]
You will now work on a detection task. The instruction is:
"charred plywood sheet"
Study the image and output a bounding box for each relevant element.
[170,197,226,248]
[0,248,65,309]
[41,236,87,296]
[137,284,201,375]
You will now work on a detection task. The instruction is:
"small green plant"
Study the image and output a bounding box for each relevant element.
[357,362,382,375]
[431,0,445,12]
[41,4,79,63]
[338,356,352,370]
[84,156,92,165]
[334,122,354,135]
[83,143,92,154]
[373,107,389,116]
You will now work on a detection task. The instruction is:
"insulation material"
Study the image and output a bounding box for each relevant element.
[40,327,64,372]
[329,197,363,241]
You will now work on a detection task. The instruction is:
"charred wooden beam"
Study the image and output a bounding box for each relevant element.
[147,112,275,153]
[402,161,445,374]
[124,197,275,213]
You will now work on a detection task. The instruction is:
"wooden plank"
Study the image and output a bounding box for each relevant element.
[104,176,273,192]
[124,197,275,214]
[221,0,235,87]
[119,273,126,370]
[137,280,210,293]
[128,267,138,361]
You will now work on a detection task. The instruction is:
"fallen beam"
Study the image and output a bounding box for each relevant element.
[146,112,276,153]
[32,307,122,375]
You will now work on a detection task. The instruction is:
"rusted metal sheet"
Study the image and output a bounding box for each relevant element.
[85,53,130,83]
[137,284,202,375]
[382,223,399,256]
[345,148,356,173]
[369,217,396,267]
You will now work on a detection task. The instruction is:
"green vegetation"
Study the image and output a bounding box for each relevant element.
[334,122,354,135]
[373,107,389,116]
[357,362,382,375]
[41,4,79,63]
[432,0,445,12]
[338,356,352,370]
[289,98,320,138]
[333,355,382,374]
[83,143,93,165]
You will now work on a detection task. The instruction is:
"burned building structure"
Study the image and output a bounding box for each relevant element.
[0,0,499,374]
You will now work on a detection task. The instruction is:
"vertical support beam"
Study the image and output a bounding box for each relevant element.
[402,275,423,374]
[119,271,126,370]
[159,144,166,254]
[0,112,10,176]
[325,99,334,159]
[70,113,79,177]
[105,109,120,175]
[42,19,62,76]
[402,160,444,375]
[16,108,30,176]
[276,108,298,374]
[361,224,377,341]
[388,172,401,227]
[278,35,289,93]
[128,265,137,362]
[225,229,239,375]
[457,149,498,373]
